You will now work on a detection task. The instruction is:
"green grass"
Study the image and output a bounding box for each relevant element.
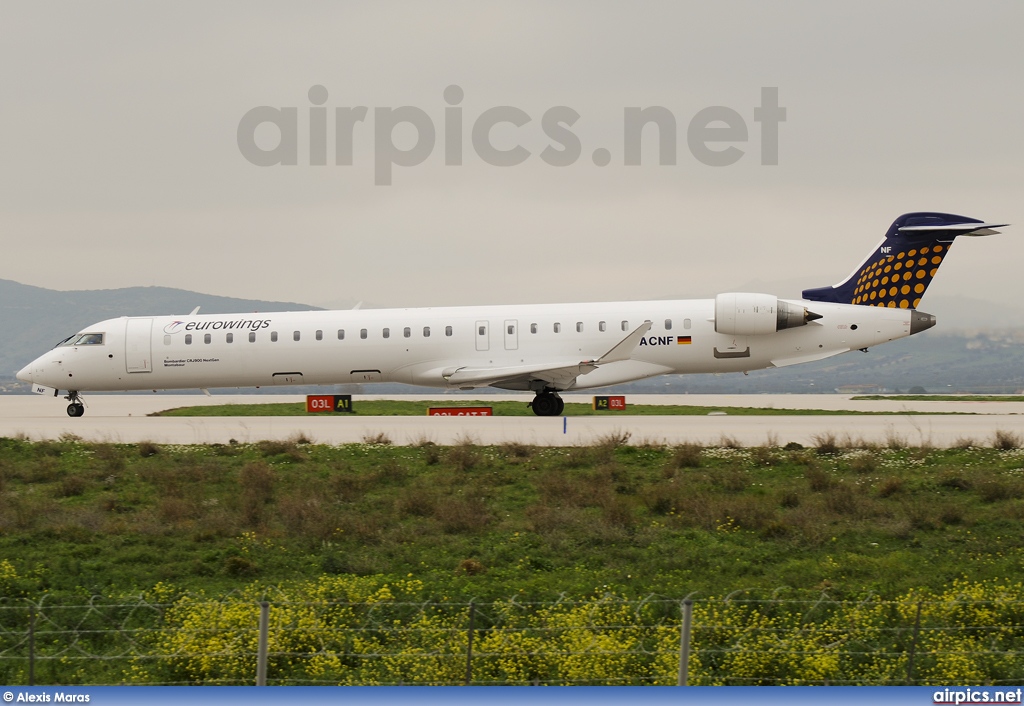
[150,400,964,417]
[1,435,1023,603]
[854,395,1024,402]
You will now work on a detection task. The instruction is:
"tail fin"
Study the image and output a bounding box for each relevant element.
[802,212,1007,308]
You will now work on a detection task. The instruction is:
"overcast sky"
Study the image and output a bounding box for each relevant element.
[1,1,1021,311]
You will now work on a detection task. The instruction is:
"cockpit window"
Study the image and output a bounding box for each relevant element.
[72,333,104,346]
[55,335,76,347]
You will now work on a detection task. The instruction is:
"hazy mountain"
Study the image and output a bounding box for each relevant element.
[0,279,319,376]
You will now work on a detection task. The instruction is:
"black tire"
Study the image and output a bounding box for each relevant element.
[553,396,565,415]
[532,393,559,417]
[67,403,84,417]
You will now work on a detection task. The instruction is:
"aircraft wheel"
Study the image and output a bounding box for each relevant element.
[67,403,85,417]
[554,396,565,415]
[531,392,561,417]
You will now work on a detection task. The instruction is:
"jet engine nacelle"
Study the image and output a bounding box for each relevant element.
[714,292,821,335]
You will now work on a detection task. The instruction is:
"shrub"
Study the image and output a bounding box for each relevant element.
[56,474,88,498]
[670,443,703,469]
[456,558,486,575]
[849,452,878,474]
[256,439,305,460]
[805,467,832,492]
[361,432,393,446]
[952,436,977,450]
[239,462,276,503]
[447,445,480,472]
[877,477,904,498]
[223,556,259,577]
[824,483,859,515]
[992,429,1022,451]
[500,441,533,459]
[779,491,801,509]
[812,432,839,455]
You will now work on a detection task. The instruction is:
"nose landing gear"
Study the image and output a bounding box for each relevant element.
[64,391,85,417]
[529,390,564,417]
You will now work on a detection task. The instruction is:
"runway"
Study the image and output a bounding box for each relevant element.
[2,393,1023,447]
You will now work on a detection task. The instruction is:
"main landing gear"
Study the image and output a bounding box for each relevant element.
[530,390,564,417]
[64,391,85,417]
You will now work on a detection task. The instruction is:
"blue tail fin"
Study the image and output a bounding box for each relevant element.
[802,212,1006,308]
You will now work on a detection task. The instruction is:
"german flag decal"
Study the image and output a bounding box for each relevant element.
[677,336,692,345]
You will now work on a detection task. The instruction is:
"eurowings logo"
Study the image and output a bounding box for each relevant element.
[163,321,185,334]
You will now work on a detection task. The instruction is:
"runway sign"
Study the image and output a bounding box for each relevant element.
[427,407,493,416]
[593,395,626,411]
[306,394,353,413]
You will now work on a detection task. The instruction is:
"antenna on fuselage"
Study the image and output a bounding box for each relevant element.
[189,306,201,315]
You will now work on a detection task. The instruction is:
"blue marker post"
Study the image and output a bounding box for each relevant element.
[563,417,567,434]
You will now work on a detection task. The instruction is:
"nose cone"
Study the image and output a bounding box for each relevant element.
[910,310,936,335]
[16,363,34,383]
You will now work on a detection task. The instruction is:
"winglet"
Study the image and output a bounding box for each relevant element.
[189,306,201,315]
[596,320,653,364]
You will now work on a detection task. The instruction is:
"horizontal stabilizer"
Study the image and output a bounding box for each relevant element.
[898,222,1007,236]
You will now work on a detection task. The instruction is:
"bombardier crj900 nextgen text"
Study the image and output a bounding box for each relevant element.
[17,212,1007,417]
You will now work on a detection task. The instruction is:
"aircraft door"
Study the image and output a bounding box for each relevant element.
[475,320,490,351]
[504,320,518,351]
[125,318,153,373]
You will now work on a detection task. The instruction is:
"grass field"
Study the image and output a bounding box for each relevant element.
[853,395,1024,402]
[150,400,960,417]
[1,433,1023,603]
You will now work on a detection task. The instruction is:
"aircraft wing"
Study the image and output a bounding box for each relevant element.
[440,321,653,390]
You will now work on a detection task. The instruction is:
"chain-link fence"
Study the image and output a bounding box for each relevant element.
[1,593,1023,685]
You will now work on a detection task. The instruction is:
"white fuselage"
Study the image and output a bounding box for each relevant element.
[17,298,918,393]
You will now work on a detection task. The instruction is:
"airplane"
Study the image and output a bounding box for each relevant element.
[16,212,1006,418]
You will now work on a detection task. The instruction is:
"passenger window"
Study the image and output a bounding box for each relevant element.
[316,330,323,341]
[554,323,561,333]
[621,320,629,331]
[204,333,211,344]
[271,331,278,342]
[508,324,515,335]
[599,321,606,332]
[338,329,345,340]
[445,326,452,337]
[576,322,583,333]
[424,326,430,337]
[478,325,485,336]
[665,319,672,330]
[249,332,256,343]
[185,334,192,345]
[530,323,537,334]
[360,329,367,339]
[404,327,411,338]
[164,335,171,346]
[684,318,691,330]
[383,328,390,339]
[293,331,300,341]
[226,333,233,343]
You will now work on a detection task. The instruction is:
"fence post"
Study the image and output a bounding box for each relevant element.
[677,598,693,686]
[256,601,270,686]
[28,605,36,687]
[905,601,922,685]
[465,601,476,686]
